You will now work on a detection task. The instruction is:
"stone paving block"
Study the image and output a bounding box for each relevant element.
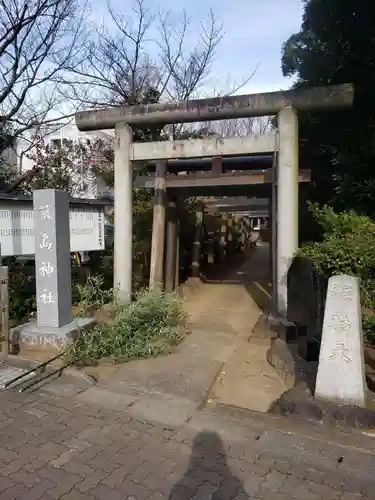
[0,457,30,475]
[190,481,217,499]
[245,461,273,477]
[75,427,102,441]
[0,448,19,462]
[23,458,47,473]
[176,471,205,490]
[293,466,318,482]
[75,444,104,463]
[50,448,80,468]
[22,479,55,500]
[63,437,93,451]
[142,477,175,496]
[106,450,143,471]
[341,493,363,500]
[1,391,375,500]
[306,480,342,498]
[90,484,125,500]
[242,474,264,496]
[76,470,110,493]
[0,477,15,495]
[322,472,364,493]
[62,459,96,478]
[2,433,30,450]
[60,490,96,500]
[253,490,292,500]
[235,495,253,500]
[215,475,245,499]
[147,493,165,500]
[169,484,196,499]
[104,480,151,500]
[165,439,192,455]
[100,467,129,489]
[279,478,321,500]
[37,466,82,495]
[15,442,40,460]
[147,457,179,480]
[261,470,286,492]
[131,460,161,484]
[39,441,69,460]
[0,483,31,500]
[53,428,89,444]
[9,470,42,489]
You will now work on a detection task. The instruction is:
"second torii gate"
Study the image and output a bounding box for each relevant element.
[75,84,354,316]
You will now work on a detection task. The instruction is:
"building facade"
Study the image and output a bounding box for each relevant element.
[6,122,114,200]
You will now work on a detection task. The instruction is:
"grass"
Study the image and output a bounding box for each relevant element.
[66,281,188,366]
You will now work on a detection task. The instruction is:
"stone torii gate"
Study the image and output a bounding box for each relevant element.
[75,84,354,315]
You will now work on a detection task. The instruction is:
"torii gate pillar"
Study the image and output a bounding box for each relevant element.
[114,123,133,304]
[277,107,299,316]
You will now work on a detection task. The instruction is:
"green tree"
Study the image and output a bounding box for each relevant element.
[282,0,375,214]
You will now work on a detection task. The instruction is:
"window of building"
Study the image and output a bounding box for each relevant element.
[62,138,73,148]
[51,139,61,148]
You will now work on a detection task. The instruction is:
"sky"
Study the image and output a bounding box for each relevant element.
[203,0,304,94]
[90,0,304,96]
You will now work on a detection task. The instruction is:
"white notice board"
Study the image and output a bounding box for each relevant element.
[0,203,105,256]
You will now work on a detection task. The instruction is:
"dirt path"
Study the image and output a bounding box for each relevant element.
[202,244,288,412]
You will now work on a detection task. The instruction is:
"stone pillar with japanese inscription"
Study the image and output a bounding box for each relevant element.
[315,275,367,408]
[34,190,73,328]
[7,190,97,349]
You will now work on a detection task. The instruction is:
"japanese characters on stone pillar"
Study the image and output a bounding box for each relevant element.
[34,190,73,328]
[315,275,367,407]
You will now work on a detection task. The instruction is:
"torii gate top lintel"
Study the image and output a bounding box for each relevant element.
[75,83,354,132]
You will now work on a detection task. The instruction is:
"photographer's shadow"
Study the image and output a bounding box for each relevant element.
[169,431,250,499]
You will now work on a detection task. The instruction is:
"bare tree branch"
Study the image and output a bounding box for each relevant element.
[157,7,223,101]
[62,0,223,112]
[0,0,89,158]
[178,116,275,140]
[203,116,276,137]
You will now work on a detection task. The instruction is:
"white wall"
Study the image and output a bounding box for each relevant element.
[0,141,17,170]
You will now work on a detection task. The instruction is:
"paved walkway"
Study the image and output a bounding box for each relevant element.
[58,246,280,427]
[1,247,375,497]
[68,246,285,424]
[1,389,375,499]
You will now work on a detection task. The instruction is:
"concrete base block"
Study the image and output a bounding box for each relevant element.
[250,313,278,340]
[267,338,316,390]
[184,277,204,288]
[180,277,204,299]
[270,381,375,430]
[264,314,298,344]
[10,317,96,350]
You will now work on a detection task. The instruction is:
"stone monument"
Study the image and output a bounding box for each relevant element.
[11,189,96,348]
[34,189,73,328]
[315,275,367,407]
